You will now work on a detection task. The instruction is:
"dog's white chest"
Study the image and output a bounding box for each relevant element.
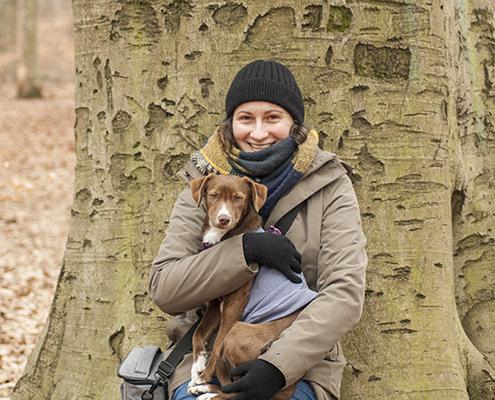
[203,227,225,246]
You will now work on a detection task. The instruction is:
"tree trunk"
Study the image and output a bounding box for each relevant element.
[0,0,16,52]
[12,1,495,399]
[450,1,495,398]
[16,0,41,98]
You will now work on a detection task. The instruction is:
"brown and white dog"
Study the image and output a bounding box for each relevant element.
[186,174,301,400]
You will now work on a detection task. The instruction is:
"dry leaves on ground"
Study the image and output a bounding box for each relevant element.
[0,3,75,398]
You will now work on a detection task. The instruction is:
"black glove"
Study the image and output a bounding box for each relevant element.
[242,232,302,283]
[222,359,286,400]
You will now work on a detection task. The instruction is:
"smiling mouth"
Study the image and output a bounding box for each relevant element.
[248,142,276,150]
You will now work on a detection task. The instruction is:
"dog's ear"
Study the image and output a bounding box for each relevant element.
[242,177,268,212]
[190,174,214,206]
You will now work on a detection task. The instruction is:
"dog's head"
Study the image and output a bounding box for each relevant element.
[190,174,267,232]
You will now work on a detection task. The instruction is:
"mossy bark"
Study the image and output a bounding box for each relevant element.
[450,1,495,399]
[12,1,495,399]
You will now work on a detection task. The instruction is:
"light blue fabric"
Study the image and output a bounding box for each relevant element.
[172,379,316,400]
[242,267,317,323]
[241,228,317,324]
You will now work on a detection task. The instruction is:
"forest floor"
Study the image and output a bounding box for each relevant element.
[0,4,75,398]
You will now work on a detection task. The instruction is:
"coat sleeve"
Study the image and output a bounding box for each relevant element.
[148,185,258,316]
[258,173,367,386]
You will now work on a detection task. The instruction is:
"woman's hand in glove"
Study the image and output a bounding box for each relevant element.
[221,359,286,400]
[242,232,302,283]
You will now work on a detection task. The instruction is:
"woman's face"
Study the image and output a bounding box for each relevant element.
[232,101,294,152]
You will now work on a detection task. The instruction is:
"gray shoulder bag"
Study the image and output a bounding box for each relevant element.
[117,319,200,400]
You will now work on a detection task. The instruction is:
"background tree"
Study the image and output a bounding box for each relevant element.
[0,0,17,52]
[16,0,41,98]
[12,1,495,399]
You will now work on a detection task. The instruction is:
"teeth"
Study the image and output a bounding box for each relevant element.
[250,143,273,149]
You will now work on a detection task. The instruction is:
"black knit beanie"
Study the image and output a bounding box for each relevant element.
[225,60,304,123]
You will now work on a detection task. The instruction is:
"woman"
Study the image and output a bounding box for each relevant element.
[149,60,368,400]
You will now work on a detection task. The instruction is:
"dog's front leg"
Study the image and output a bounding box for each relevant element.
[188,299,221,394]
[198,279,253,384]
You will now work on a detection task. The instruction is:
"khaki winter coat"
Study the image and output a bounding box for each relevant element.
[149,148,368,400]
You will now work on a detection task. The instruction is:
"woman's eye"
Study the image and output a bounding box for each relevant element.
[267,114,281,121]
[239,115,251,121]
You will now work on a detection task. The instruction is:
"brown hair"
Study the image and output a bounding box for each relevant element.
[218,117,310,149]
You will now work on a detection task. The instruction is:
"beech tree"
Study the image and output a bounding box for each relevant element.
[13,1,495,399]
[16,0,41,98]
[0,0,16,52]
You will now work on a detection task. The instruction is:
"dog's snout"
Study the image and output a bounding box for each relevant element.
[217,214,231,226]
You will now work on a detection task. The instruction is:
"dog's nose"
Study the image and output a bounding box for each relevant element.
[218,214,231,226]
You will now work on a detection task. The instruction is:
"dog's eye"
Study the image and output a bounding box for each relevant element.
[208,193,218,199]
[234,195,244,201]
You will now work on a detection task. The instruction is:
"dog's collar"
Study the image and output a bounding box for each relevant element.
[266,225,282,236]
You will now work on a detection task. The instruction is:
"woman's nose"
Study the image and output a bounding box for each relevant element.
[250,121,269,141]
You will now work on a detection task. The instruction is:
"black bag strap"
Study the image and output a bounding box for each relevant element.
[142,319,201,400]
[272,201,305,235]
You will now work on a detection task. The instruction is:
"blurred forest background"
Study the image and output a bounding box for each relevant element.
[0,0,75,397]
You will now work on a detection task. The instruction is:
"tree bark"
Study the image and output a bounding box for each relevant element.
[12,1,495,399]
[0,0,17,52]
[16,0,41,98]
[450,1,495,398]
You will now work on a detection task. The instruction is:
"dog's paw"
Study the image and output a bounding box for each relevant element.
[191,351,209,379]
[197,393,219,400]
[187,383,213,396]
